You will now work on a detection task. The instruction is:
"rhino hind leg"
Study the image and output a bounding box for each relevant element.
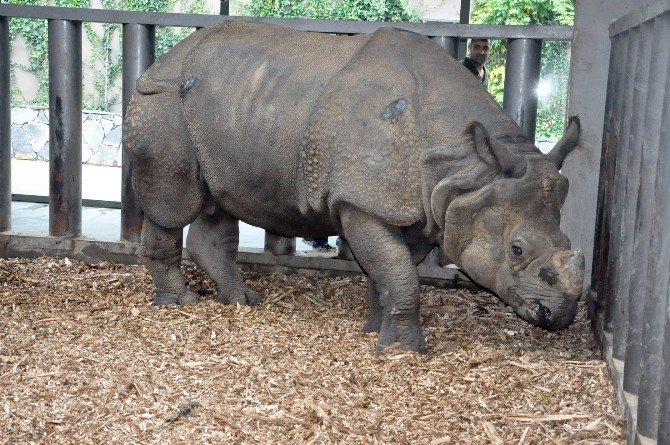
[339,205,427,354]
[139,217,198,306]
[186,205,262,306]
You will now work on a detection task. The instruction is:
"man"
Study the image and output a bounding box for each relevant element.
[461,38,491,88]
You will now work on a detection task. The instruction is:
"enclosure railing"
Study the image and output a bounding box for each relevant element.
[0,4,572,283]
[590,1,670,443]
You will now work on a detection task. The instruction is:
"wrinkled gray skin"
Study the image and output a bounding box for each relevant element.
[123,21,584,354]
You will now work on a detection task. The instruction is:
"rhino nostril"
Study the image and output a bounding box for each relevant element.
[538,267,558,286]
[535,303,552,325]
[524,301,552,327]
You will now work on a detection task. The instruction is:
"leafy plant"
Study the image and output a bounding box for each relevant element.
[471,0,574,140]
[7,0,211,111]
[240,0,419,22]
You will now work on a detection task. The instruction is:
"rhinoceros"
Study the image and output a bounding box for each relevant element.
[123,20,584,353]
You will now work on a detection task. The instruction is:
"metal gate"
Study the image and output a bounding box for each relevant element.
[591,1,670,443]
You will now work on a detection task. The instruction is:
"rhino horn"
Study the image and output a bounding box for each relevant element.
[546,116,581,170]
[467,121,526,178]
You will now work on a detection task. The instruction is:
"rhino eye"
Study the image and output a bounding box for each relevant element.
[511,245,523,256]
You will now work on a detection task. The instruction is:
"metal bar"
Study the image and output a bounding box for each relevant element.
[502,38,542,142]
[623,15,667,397]
[457,0,471,60]
[591,33,624,336]
[431,36,458,58]
[660,285,670,444]
[12,194,121,210]
[0,16,9,232]
[610,0,670,37]
[0,231,471,285]
[459,0,471,24]
[602,31,631,333]
[219,0,228,16]
[610,25,640,360]
[0,4,574,40]
[635,32,670,440]
[48,19,82,237]
[263,232,296,256]
[657,328,670,445]
[121,23,154,242]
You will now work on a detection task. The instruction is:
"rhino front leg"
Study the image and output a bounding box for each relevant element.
[362,241,434,334]
[139,217,198,306]
[340,206,426,354]
[185,206,261,306]
[363,281,383,333]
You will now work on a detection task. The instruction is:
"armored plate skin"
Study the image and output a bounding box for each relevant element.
[124,21,584,353]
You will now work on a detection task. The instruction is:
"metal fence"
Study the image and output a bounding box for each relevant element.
[0,4,571,283]
[590,1,670,443]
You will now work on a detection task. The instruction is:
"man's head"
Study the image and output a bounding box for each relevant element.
[469,38,491,68]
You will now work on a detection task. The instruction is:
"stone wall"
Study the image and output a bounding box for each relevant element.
[10,104,557,167]
[10,106,123,167]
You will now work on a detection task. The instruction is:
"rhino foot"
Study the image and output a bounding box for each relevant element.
[217,286,262,306]
[153,290,199,306]
[375,317,427,355]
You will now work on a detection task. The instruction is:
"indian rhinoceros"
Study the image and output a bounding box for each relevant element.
[123,20,584,354]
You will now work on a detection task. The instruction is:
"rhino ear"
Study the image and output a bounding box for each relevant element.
[464,121,527,178]
[546,116,580,170]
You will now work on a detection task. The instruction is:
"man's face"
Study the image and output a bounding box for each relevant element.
[469,39,491,67]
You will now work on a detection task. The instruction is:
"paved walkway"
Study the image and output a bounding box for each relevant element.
[9,159,335,250]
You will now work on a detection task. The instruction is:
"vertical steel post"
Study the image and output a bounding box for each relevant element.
[48,19,82,237]
[220,0,229,15]
[610,25,640,361]
[659,293,670,444]
[122,23,154,242]
[457,0,471,60]
[635,38,670,440]
[0,16,10,232]
[591,34,624,339]
[264,232,295,255]
[592,34,626,335]
[502,38,542,142]
[601,31,631,333]
[431,36,457,58]
[623,16,667,396]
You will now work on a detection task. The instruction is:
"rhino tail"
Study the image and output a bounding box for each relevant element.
[136,76,178,95]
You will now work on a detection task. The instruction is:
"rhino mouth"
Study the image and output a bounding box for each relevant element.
[508,288,577,331]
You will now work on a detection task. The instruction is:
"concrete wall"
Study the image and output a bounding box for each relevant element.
[9,0,222,113]
[562,0,639,289]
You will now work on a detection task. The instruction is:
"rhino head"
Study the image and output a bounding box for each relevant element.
[427,117,583,330]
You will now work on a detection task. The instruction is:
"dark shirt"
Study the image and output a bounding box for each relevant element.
[461,57,488,89]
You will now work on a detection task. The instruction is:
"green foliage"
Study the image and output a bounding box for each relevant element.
[7,0,211,111]
[241,0,419,22]
[472,0,574,140]
[7,0,52,105]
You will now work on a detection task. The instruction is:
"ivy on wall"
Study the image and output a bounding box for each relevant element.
[241,0,418,22]
[7,0,211,111]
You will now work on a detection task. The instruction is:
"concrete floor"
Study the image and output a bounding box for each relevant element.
[9,159,336,250]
